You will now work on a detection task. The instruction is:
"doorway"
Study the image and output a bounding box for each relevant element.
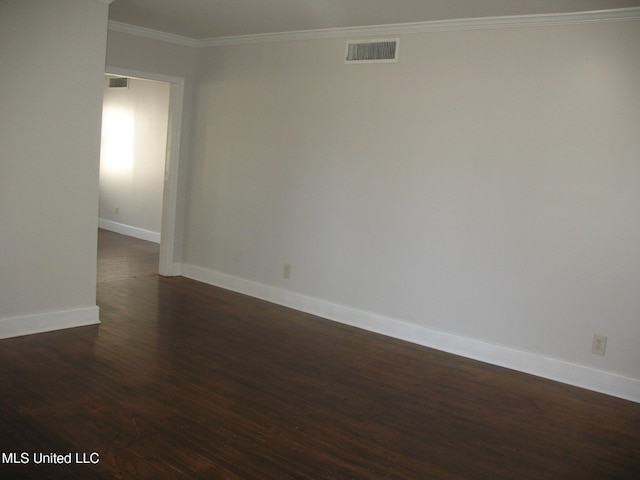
[99,75,169,244]
[100,67,185,276]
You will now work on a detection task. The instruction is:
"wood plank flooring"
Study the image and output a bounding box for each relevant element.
[1,229,639,479]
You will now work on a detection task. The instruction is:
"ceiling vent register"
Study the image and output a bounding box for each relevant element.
[345,39,398,64]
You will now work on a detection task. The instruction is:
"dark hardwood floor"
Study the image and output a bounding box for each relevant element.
[1,229,639,479]
[97,229,160,283]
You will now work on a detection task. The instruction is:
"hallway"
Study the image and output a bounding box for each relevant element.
[97,229,159,282]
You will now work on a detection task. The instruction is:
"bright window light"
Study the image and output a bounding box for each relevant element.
[100,106,135,177]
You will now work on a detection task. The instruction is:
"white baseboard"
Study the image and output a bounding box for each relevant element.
[160,262,183,277]
[0,306,100,340]
[99,218,161,244]
[181,263,640,403]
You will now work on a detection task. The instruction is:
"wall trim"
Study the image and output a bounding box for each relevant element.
[162,262,183,278]
[108,21,198,47]
[99,218,161,243]
[109,7,640,48]
[0,307,100,340]
[181,263,640,403]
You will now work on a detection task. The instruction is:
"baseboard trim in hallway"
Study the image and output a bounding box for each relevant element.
[98,218,161,244]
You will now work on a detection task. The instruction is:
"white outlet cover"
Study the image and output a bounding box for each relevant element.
[283,263,291,279]
[591,334,607,356]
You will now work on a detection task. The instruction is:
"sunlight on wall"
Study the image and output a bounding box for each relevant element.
[100,106,134,177]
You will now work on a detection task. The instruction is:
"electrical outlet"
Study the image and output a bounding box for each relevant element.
[283,263,291,279]
[591,334,607,356]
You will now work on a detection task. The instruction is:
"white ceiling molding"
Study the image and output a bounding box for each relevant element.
[108,21,199,48]
[109,7,640,48]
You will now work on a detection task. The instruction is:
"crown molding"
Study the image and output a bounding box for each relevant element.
[108,20,199,48]
[200,7,640,47]
[109,7,640,48]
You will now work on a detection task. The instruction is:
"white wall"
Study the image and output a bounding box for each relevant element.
[183,19,640,397]
[0,0,109,336]
[99,76,170,242]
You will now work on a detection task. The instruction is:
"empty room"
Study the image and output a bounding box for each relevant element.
[1,1,640,478]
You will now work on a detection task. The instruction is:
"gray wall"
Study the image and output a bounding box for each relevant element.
[0,0,109,334]
[184,20,640,387]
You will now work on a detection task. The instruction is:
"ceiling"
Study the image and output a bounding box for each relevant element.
[108,0,640,40]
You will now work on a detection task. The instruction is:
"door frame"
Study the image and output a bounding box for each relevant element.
[104,66,185,276]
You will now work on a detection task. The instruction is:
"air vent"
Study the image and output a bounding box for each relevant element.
[345,39,399,64]
[108,77,129,89]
